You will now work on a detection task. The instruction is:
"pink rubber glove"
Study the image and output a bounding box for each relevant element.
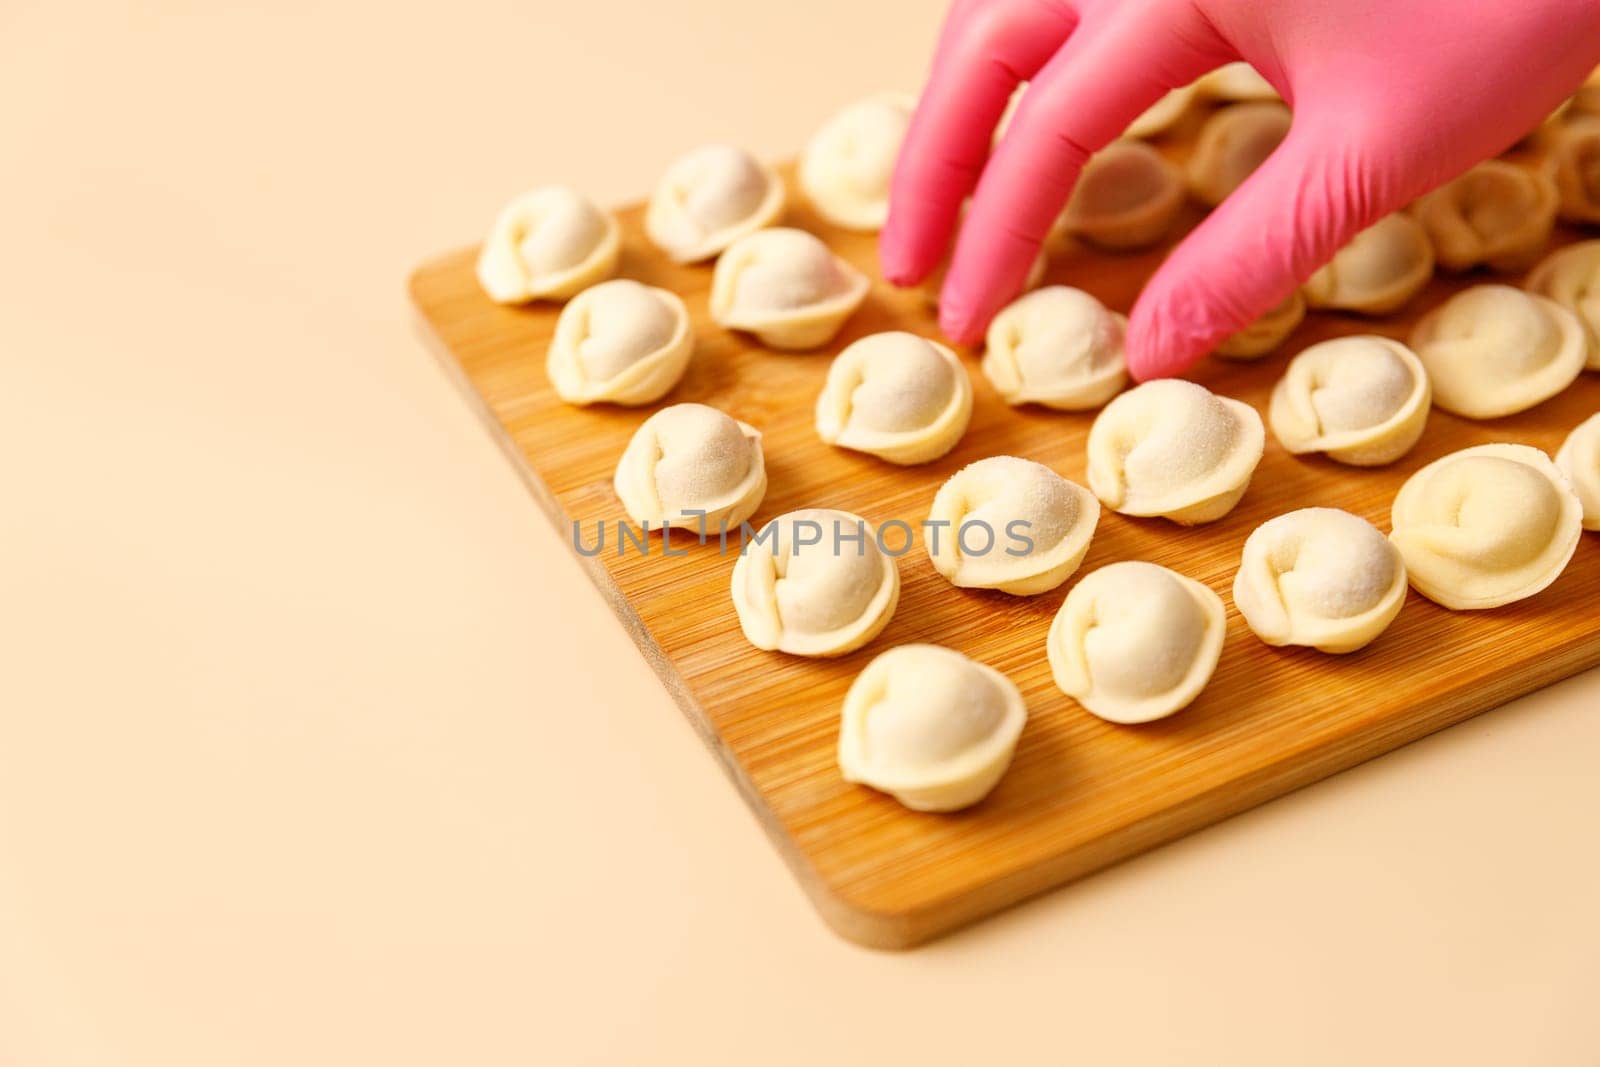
[881,0,1600,379]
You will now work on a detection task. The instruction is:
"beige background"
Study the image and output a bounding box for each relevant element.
[3,1,1597,1063]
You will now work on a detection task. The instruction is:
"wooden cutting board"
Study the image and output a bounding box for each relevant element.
[409,143,1600,948]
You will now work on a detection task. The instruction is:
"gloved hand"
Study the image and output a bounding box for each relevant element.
[881,0,1600,379]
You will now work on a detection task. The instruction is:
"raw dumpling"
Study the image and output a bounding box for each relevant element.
[1126,84,1197,138]
[1047,561,1225,724]
[1268,336,1430,466]
[1186,103,1292,207]
[1412,160,1558,272]
[1215,289,1306,359]
[546,280,692,406]
[1056,141,1184,251]
[1087,380,1265,524]
[1409,285,1585,418]
[730,508,900,657]
[1526,240,1600,369]
[476,186,621,304]
[1556,413,1600,529]
[925,457,1100,595]
[613,403,766,533]
[837,644,1027,812]
[798,93,915,232]
[1546,117,1600,224]
[815,332,973,464]
[711,227,870,350]
[1198,62,1279,102]
[982,286,1127,410]
[1389,443,1582,610]
[1302,213,1434,315]
[1233,508,1407,653]
[645,144,786,263]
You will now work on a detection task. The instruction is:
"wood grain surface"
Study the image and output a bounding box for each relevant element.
[409,130,1600,948]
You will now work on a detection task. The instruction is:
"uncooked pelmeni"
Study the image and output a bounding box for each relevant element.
[476,186,621,304]
[1302,213,1434,315]
[1413,161,1557,273]
[1087,379,1265,524]
[1215,290,1306,360]
[1125,83,1197,138]
[815,332,973,464]
[1056,140,1184,250]
[546,280,692,406]
[1198,62,1279,102]
[925,457,1100,595]
[1546,117,1600,225]
[1186,102,1292,207]
[1268,336,1431,466]
[1556,413,1600,529]
[710,227,870,350]
[612,403,766,532]
[798,93,914,232]
[1389,443,1583,610]
[1409,285,1585,418]
[1047,561,1225,724]
[837,644,1027,812]
[730,508,900,657]
[982,286,1127,410]
[1526,240,1600,369]
[645,144,786,264]
[1233,508,1407,654]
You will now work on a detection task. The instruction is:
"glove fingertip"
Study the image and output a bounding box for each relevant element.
[877,227,925,288]
[1125,303,1211,382]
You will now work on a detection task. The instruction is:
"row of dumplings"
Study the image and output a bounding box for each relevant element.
[839,433,1598,814]
[479,148,1600,447]
[609,388,1598,812]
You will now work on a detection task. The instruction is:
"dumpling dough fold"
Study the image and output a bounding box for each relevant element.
[1233,508,1407,653]
[1268,336,1430,466]
[982,286,1127,410]
[1302,214,1433,315]
[547,279,692,406]
[646,144,786,263]
[1056,140,1184,251]
[1556,413,1600,530]
[1186,103,1291,207]
[1546,117,1600,225]
[476,186,620,304]
[837,644,1027,812]
[1087,380,1265,524]
[613,403,766,533]
[1409,285,1585,419]
[711,228,870,350]
[1389,443,1582,610]
[1047,561,1225,723]
[730,508,900,657]
[1525,240,1600,370]
[815,332,973,464]
[1413,160,1557,273]
[926,457,1099,595]
[798,93,915,232]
